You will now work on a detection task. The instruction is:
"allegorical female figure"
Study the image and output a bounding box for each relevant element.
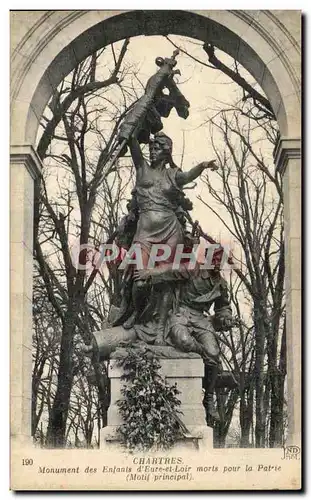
[111,50,217,344]
[113,131,217,345]
[129,131,209,267]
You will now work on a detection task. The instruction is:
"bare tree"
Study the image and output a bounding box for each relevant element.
[165,36,276,120]
[198,104,285,447]
[212,275,256,448]
[32,279,60,440]
[33,40,134,447]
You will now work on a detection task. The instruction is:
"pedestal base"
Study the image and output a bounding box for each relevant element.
[100,352,213,451]
[100,425,213,452]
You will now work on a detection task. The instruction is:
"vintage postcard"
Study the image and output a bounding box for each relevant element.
[10,9,302,491]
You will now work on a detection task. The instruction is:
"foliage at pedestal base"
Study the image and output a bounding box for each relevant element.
[115,346,182,452]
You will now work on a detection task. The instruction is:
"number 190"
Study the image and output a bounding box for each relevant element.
[22,458,33,466]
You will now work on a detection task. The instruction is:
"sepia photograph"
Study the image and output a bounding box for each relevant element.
[10,8,301,490]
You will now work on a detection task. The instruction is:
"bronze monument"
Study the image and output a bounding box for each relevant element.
[82,51,235,425]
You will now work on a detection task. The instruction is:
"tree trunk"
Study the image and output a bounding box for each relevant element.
[240,384,254,447]
[46,307,76,447]
[269,321,287,447]
[32,355,47,437]
[214,391,227,448]
[269,371,286,447]
[254,309,266,447]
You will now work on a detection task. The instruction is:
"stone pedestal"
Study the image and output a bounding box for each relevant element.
[100,355,213,451]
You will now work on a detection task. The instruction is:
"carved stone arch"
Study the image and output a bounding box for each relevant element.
[11,10,301,146]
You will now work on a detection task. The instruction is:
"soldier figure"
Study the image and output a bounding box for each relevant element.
[134,262,234,422]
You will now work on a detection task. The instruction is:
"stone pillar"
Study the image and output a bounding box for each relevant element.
[100,355,213,451]
[10,145,42,444]
[274,137,301,446]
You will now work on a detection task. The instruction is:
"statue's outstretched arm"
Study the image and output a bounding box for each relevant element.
[176,160,218,186]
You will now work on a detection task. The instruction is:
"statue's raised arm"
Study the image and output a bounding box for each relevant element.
[128,136,145,170]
